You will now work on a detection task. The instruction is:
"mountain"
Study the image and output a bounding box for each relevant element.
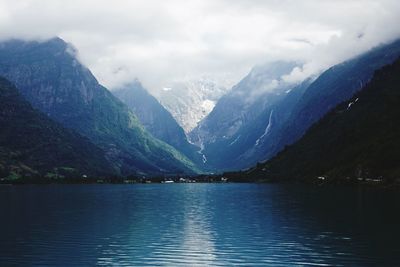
[189,61,302,171]
[216,79,312,169]
[191,40,400,172]
[0,77,113,180]
[0,38,198,176]
[153,78,229,132]
[240,57,400,183]
[274,39,400,156]
[113,80,204,166]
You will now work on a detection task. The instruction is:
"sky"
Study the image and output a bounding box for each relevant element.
[0,0,400,91]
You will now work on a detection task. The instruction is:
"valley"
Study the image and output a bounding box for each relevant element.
[1,37,400,185]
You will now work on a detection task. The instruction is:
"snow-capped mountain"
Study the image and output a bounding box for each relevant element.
[189,40,400,172]
[153,78,229,133]
[189,61,302,171]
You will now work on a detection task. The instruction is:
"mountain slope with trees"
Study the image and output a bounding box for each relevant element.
[241,57,400,183]
[0,77,113,180]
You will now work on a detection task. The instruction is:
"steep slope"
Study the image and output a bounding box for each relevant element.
[0,38,198,176]
[153,78,228,132]
[0,77,113,180]
[189,61,301,170]
[223,80,312,169]
[113,80,203,166]
[275,39,400,155]
[243,57,400,182]
[191,40,400,172]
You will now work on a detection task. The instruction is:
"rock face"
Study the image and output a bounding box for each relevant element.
[243,57,400,182]
[153,78,228,133]
[0,77,113,179]
[189,61,303,171]
[113,81,204,167]
[0,38,199,176]
[190,40,400,172]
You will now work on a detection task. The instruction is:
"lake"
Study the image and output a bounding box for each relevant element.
[0,183,399,266]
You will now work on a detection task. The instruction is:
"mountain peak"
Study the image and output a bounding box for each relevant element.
[0,36,67,50]
[0,37,80,66]
[47,36,66,44]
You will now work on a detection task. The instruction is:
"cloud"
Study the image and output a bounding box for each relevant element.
[0,0,399,91]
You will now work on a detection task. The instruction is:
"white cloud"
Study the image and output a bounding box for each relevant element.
[0,0,399,91]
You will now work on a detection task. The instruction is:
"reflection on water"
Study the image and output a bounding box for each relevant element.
[177,186,217,265]
[0,184,400,266]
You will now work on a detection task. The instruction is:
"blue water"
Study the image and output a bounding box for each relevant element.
[0,184,400,266]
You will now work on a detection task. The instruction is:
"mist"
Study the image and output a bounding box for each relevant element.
[1,0,399,91]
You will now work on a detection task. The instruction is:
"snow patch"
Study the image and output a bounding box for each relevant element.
[347,98,359,110]
[201,99,215,114]
[155,78,229,132]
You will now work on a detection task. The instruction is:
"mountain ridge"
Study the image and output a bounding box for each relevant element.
[238,56,400,183]
[190,39,400,172]
[113,80,204,167]
[0,37,199,176]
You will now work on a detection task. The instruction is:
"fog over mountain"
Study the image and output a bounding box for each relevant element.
[0,0,399,93]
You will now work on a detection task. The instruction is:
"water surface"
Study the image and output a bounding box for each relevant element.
[0,184,399,266]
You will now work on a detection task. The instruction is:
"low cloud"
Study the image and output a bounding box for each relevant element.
[0,0,399,92]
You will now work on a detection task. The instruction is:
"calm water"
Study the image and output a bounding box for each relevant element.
[0,184,400,266]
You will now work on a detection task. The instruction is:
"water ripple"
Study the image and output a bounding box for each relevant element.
[0,184,400,266]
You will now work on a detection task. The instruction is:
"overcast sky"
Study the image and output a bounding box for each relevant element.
[1,0,400,91]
